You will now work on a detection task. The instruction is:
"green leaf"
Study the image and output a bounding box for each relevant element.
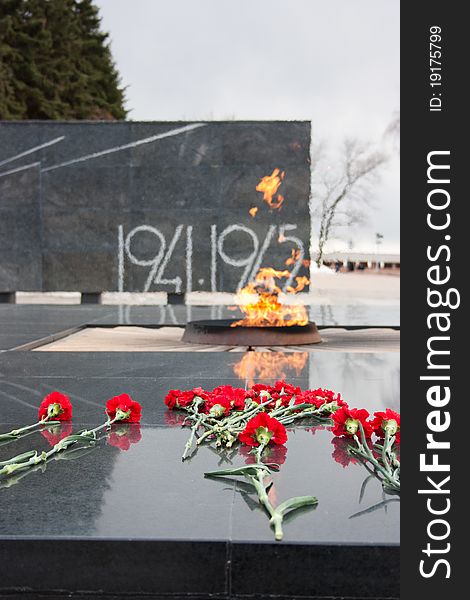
[205,463,272,478]
[61,434,94,443]
[0,450,37,466]
[276,495,318,517]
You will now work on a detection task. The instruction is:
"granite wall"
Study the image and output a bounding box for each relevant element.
[0,121,311,293]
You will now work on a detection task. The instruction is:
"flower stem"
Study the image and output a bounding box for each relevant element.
[182,415,202,461]
[0,417,118,478]
[249,468,284,540]
[254,442,267,463]
[351,423,400,492]
[0,418,60,441]
[196,398,273,447]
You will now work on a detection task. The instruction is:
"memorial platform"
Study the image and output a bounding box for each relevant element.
[0,303,399,352]
[0,348,399,599]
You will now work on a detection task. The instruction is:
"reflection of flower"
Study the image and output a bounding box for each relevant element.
[164,411,186,427]
[108,424,142,451]
[331,437,360,468]
[106,394,142,423]
[240,443,287,466]
[38,392,73,421]
[239,413,287,447]
[372,409,401,443]
[41,422,73,447]
[306,424,329,436]
[332,407,373,438]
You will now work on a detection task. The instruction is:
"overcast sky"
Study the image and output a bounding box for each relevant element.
[95,0,399,253]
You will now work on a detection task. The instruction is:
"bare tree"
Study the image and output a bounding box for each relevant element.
[384,111,400,152]
[311,138,387,267]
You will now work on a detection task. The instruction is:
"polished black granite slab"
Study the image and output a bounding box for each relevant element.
[65,303,401,328]
[0,351,399,425]
[0,303,399,351]
[0,425,399,597]
[0,305,116,351]
[0,351,399,597]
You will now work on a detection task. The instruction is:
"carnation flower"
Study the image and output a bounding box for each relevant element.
[251,384,273,400]
[206,395,233,417]
[270,381,302,405]
[372,408,401,443]
[210,385,251,411]
[108,424,142,451]
[239,413,287,447]
[38,392,73,421]
[106,394,142,423]
[164,387,209,409]
[332,406,373,438]
[297,388,347,410]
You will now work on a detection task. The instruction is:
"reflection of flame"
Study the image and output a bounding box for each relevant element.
[286,276,309,294]
[249,207,258,217]
[232,267,309,327]
[233,351,308,388]
[256,168,285,209]
[285,248,311,268]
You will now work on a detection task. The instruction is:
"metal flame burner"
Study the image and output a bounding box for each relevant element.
[182,319,322,346]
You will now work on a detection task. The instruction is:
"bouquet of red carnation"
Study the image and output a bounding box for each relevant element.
[1,393,142,478]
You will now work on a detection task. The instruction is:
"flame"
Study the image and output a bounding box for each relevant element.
[249,207,258,217]
[233,351,308,388]
[231,267,309,327]
[256,168,285,209]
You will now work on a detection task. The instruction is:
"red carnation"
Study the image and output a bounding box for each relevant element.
[164,389,182,409]
[205,394,233,417]
[41,422,73,447]
[38,391,73,421]
[251,383,273,399]
[297,388,346,410]
[108,424,142,451]
[332,406,373,439]
[106,394,142,423]
[239,413,287,447]
[164,387,209,410]
[372,408,400,443]
[208,385,251,413]
[270,381,302,405]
